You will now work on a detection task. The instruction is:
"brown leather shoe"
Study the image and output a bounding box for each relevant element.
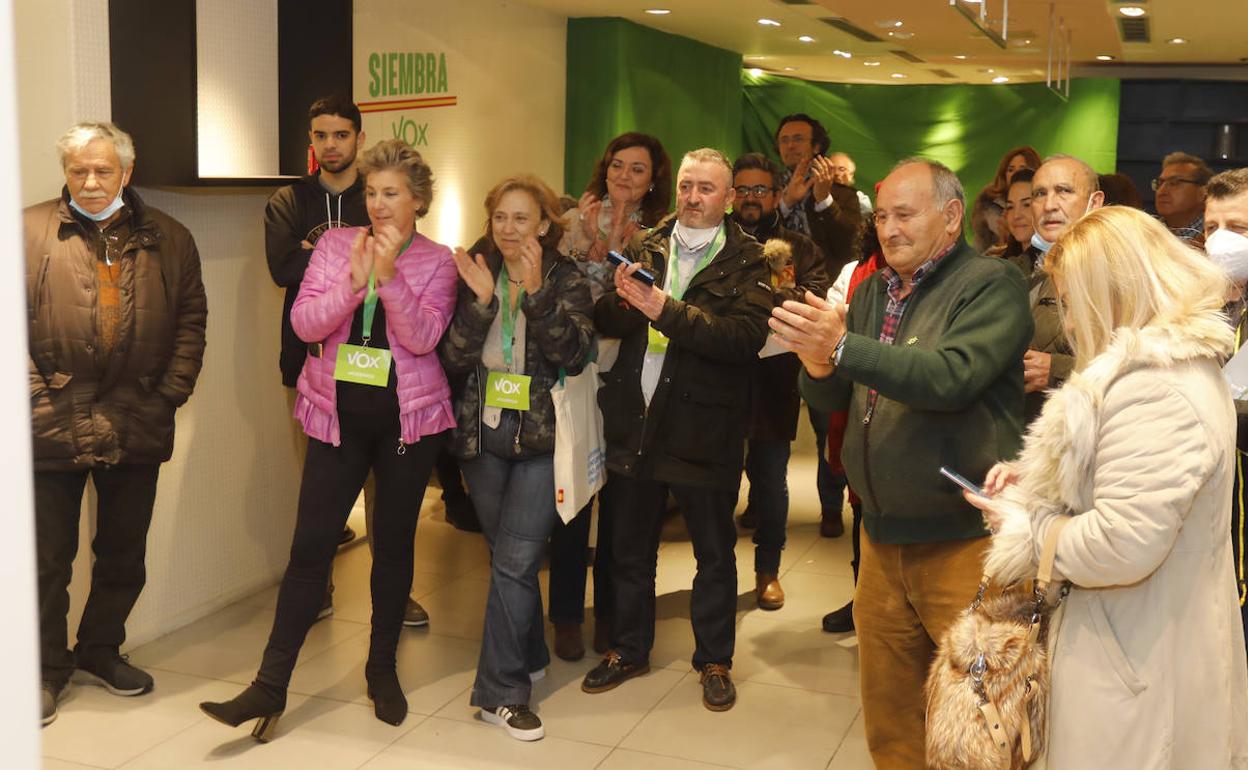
[756,573,785,610]
[553,622,585,661]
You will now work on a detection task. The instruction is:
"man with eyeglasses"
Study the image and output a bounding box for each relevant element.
[728,152,830,610]
[1019,154,1104,421]
[773,114,863,539]
[1154,151,1212,245]
[771,158,1031,768]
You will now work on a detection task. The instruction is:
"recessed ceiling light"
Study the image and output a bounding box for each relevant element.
[895,21,904,27]
[1118,6,1146,17]
[748,68,764,77]
[1096,54,1115,61]
[1167,37,1188,44]
[643,8,670,14]
[784,67,797,71]
[798,35,815,43]
[833,49,852,59]
[954,54,968,60]
[864,60,881,66]
[992,76,1009,83]
[758,18,781,27]
[891,73,907,78]
[874,19,902,29]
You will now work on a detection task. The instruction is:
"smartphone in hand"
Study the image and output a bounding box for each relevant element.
[939,466,986,498]
[606,250,657,286]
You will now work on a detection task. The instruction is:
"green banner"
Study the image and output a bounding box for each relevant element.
[741,74,1121,209]
[565,18,743,198]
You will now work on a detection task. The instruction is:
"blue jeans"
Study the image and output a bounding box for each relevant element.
[744,439,791,574]
[461,452,559,708]
[807,403,846,515]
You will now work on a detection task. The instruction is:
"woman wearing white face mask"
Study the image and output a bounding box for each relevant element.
[1205,167,1248,661]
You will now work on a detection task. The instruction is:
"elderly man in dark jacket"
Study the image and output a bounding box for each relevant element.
[25,122,207,726]
[728,152,830,611]
[580,148,771,713]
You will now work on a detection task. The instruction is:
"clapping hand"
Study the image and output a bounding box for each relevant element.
[811,156,837,202]
[614,262,666,321]
[782,158,815,208]
[517,237,544,294]
[349,229,375,293]
[769,291,846,378]
[452,246,495,305]
[371,223,404,286]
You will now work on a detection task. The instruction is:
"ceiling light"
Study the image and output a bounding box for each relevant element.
[643,8,670,14]
[798,35,815,43]
[891,73,907,79]
[894,21,904,27]
[864,60,881,66]
[1167,37,1188,44]
[758,18,781,27]
[954,54,968,60]
[1096,54,1115,61]
[833,49,852,59]
[748,68,764,77]
[1118,6,1146,17]
[784,67,797,71]
[992,76,1009,83]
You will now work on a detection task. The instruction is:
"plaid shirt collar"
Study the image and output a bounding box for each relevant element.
[878,241,958,303]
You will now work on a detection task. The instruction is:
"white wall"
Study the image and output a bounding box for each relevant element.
[2,0,44,761]
[353,0,566,249]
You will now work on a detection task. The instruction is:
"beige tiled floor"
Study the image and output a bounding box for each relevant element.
[41,442,871,769]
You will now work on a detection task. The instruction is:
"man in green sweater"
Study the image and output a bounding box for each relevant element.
[769,158,1032,769]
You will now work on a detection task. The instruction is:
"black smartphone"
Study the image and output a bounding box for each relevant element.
[939,466,986,498]
[606,250,657,286]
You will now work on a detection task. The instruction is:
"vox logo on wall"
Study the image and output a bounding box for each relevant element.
[360,50,457,147]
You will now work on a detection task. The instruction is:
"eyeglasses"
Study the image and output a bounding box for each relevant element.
[733,185,776,198]
[1151,177,1202,192]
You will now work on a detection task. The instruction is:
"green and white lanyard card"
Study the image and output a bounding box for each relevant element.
[485,263,533,410]
[647,225,726,354]
[333,233,412,387]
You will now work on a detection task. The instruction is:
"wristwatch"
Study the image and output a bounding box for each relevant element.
[831,334,847,366]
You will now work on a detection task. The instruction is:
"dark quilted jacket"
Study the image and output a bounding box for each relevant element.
[25,189,207,470]
[438,239,593,459]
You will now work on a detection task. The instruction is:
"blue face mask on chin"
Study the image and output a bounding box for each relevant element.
[1030,232,1054,254]
[69,190,125,222]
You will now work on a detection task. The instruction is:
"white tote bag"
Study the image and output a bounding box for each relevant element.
[551,361,607,524]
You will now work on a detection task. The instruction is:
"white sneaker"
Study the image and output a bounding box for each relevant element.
[481,704,544,741]
[528,668,546,683]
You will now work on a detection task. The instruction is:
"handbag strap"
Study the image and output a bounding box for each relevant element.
[1034,515,1071,593]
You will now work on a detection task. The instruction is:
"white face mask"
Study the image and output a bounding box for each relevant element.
[1206,228,1248,283]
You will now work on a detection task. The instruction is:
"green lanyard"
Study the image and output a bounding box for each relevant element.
[666,225,726,300]
[500,263,525,370]
[361,232,414,345]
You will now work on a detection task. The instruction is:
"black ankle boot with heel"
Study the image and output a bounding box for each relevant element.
[366,668,408,726]
[199,683,287,742]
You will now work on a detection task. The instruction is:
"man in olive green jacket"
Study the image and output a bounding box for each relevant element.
[771,159,1032,769]
[1014,153,1104,422]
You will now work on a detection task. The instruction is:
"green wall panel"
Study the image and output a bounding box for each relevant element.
[564,18,743,197]
[741,74,1120,206]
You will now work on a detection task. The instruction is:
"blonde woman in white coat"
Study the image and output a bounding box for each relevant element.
[966,206,1248,769]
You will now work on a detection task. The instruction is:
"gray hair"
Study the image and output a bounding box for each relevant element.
[1162,150,1213,185]
[891,157,966,208]
[1041,153,1100,192]
[679,148,733,183]
[56,122,136,170]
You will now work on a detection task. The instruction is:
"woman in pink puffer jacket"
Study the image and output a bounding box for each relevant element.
[201,139,456,739]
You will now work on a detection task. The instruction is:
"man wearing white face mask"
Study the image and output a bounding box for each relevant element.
[1204,167,1248,659]
[25,122,207,726]
[1014,153,1104,422]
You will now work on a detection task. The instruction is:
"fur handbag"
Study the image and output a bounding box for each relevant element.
[925,517,1071,770]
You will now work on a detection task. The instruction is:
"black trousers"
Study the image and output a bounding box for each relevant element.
[35,464,161,687]
[547,496,615,625]
[255,417,443,691]
[606,473,738,669]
